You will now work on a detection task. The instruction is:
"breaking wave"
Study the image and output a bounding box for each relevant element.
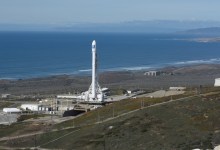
[171,58,220,66]
[78,69,92,72]
[75,58,220,74]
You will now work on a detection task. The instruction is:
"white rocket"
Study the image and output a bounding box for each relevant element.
[68,40,104,103]
[84,40,103,102]
[91,40,97,99]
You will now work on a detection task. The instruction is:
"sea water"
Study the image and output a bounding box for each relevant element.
[0,32,220,79]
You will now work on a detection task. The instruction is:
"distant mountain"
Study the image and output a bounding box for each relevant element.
[1,20,220,33]
[0,24,56,32]
[179,27,220,35]
[56,20,220,33]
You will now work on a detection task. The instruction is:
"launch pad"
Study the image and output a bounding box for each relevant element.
[57,40,105,105]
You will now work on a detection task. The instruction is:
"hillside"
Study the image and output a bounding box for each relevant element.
[0,88,220,149]
[179,27,220,35]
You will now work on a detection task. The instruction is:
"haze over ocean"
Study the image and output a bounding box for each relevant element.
[0,32,220,79]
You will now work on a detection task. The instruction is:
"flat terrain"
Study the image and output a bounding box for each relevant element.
[0,64,220,96]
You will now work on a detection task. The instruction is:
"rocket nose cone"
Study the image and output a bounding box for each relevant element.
[92,40,96,46]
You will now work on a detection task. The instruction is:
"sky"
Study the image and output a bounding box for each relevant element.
[0,0,220,25]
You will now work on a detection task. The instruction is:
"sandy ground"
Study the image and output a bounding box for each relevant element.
[0,64,220,96]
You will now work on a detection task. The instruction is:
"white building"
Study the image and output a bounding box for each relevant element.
[214,78,220,87]
[21,104,40,111]
[127,89,139,94]
[169,87,186,91]
[144,71,160,76]
[1,94,10,98]
[3,108,21,113]
[57,95,78,99]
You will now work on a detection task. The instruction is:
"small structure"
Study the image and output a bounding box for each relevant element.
[169,87,186,91]
[144,71,160,76]
[1,94,10,98]
[3,108,21,114]
[127,89,139,94]
[214,78,220,87]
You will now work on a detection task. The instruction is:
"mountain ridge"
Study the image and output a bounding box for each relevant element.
[1,20,220,33]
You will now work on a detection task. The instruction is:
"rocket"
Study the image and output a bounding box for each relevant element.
[91,40,97,99]
[85,40,103,102]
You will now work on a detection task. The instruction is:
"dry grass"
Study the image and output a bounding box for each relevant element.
[1,88,220,149]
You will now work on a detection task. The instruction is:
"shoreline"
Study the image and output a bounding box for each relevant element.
[1,57,220,80]
[1,62,220,81]
[0,63,220,96]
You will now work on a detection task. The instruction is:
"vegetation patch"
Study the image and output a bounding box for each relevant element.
[17,114,48,122]
[0,102,15,109]
[0,122,31,138]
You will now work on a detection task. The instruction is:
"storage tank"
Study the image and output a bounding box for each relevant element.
[214,78,220,87]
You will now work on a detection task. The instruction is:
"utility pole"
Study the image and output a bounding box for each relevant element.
[55,98,57,114]
[34,134,36,148]
[112,104,115,118]
[67,99,69,110]
[141,99,144,109]
[140,100,142,109]
[97,109,100,123]
[61,100,63,117]
[104,133,106,150]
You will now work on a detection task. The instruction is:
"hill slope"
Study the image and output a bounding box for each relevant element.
[1,90,220,150]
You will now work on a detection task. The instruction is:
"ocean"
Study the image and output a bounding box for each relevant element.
[0,32,220,79]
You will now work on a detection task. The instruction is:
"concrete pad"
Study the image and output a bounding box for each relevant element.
[145,90,185,98]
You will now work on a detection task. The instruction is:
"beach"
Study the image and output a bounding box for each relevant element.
[0,64,220,96]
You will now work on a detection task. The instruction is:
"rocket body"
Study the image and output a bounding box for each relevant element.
[85,40,103,102]
[92,40,96,99]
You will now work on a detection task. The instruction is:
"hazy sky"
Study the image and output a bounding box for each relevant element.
[0,0,220,25]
